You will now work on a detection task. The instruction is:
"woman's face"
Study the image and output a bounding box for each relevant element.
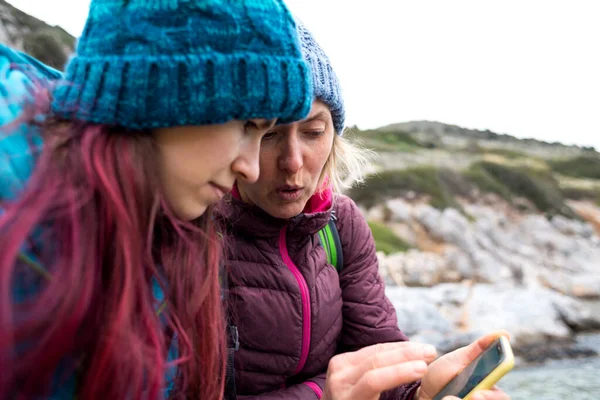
[237,100,335,219]
[155,119,275,221]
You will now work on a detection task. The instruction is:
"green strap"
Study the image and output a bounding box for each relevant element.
[318,229,330,265]
[318,224,338,271]
[324,224,337,269]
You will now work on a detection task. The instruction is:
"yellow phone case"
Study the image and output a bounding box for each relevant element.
[462,336,515,400]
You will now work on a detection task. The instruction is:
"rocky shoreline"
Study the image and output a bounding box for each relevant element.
[370,195,600,364]
[385,284,600,365]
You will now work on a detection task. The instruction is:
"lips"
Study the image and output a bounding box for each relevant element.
[210,182,231,201]
[276,185,304,202]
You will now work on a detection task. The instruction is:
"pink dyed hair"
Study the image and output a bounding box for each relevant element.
[0,86,225,399]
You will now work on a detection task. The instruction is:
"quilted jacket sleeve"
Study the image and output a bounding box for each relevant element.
[0,45,79,398]
[334,195,420,400]
[0,44,60,201]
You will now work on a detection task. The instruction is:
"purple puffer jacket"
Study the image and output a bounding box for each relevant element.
[215,189,419,399]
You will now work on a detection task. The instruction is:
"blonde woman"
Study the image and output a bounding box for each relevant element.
[215,21,511,400]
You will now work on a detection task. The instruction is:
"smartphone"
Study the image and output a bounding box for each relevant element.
[432,336,515,400]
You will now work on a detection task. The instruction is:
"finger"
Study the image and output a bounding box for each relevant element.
[332,342,437,385]
[468,331,510,359]
[442,390,507,400]
[470,387,510,400]
[352,359,428,397]
[338,341,430,365]
[356,343,437,378]
[447,331,511,368]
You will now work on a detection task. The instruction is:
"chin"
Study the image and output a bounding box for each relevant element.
[178,204,208,222]
[267,203,304,220]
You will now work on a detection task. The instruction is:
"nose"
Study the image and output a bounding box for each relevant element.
[231,137,261,184]
[278,133,303,174]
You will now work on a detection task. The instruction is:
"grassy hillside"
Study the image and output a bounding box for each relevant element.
[350,125,600,220]
[368,221,412,255]
[0,0,75,69]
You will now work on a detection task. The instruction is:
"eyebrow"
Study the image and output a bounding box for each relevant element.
[302,111,330,124]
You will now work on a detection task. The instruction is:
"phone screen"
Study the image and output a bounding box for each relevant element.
[432,339,505,400]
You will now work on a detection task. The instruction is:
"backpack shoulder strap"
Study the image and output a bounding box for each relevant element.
[317,213,344,273]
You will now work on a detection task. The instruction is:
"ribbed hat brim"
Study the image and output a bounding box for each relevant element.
[51,53,312,129]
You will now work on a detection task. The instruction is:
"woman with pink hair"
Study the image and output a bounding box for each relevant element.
[0,0,312,398]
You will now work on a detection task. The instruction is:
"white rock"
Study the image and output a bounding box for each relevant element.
[464,285,572,347]
[385,198,413,223]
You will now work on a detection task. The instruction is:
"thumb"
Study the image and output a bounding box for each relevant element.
[446,331,510,367]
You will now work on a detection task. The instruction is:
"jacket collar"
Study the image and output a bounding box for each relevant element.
[215,185,334,238]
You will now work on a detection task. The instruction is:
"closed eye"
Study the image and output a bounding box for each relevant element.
[262,131,277,140]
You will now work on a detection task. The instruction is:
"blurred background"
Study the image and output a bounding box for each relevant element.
[1,1,599,398]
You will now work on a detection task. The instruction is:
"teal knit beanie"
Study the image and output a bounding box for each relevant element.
[296,20,345,135]
[51,0,312,130]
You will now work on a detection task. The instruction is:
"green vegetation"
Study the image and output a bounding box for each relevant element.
[368,221,412,255]
[557,174,600,206]
[346,124,600,219]
[344,122,600,220]
[463,163,512,201]
[482,148,530,159]
[471,161,572,217]
[548,156,600,180]
[560,187,600,206]
[350,167,470,210]
[350,128,427,152]
[352,161,578,218]
[461,140,538,161]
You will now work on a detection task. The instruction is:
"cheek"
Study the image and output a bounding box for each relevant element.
[162,144,216,189]
[311,140,333,173]
[257,149,279,183]
[156,146,182,187]
[201,136,240,173]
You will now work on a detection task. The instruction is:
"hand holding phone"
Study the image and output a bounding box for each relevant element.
[431,336,514,400]
[416,331,514,400]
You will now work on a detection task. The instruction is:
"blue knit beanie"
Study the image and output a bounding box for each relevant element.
[51,0,312,130]
[296,21,345,135]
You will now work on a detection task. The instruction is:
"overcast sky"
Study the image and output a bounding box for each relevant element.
[6,0,600,148]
